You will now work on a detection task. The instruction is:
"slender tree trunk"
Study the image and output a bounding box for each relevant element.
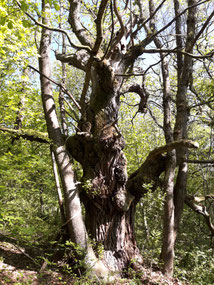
[59,3,68,136]
[39,0,86,247]
[160,57,177,275]
[173,0,197,235]
[155,0,196,276]
[51,149,66,223]
[161,151,176,276]
[38,2,110,279]
[149,0,177,275]
[160,57,177,276]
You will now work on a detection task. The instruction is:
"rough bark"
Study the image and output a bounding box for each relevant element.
[66,56,143,273]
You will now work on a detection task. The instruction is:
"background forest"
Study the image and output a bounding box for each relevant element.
[0,0,214,284]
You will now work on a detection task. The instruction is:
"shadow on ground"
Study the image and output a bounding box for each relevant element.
[0,233,41,270]
[0,233,71,285]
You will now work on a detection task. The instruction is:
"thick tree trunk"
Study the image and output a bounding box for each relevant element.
[67,132,141,273]
[67,59,142,273]
[84,201,140,272]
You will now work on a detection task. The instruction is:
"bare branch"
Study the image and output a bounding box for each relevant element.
[68,0,93,48]
[28,65,81,111]
[0,127,49,144]
[55,51,89,71]
[148,108,164,130]
[174,0,183,82]
[106,0,126,56]
[148,0,210,48]
[185,159,214,164]
[93,0,109,54]
[124,0,211,65]
[133,0,167,38]
[64,97,79,122]
[101,0,114,60]
[190,8,214,50]
[190,98,214,109]
[126,84,148,113]
[14,0,91,52]
[113,0,126,45]
[134,48,214,59]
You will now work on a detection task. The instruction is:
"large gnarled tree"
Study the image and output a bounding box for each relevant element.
[5,0,214,279]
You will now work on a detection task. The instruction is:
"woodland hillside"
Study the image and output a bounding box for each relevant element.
[0,0,214,284]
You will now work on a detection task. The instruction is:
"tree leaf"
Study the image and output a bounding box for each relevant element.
[20,1,29,12]
[54,3,60,11]
[0,16,6,26]
[7,21,13,29]
[22,19,32,28]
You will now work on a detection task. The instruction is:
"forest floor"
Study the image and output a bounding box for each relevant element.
[0,233,187,285]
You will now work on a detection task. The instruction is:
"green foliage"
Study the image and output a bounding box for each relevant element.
[56,240,105,284]
[119,93,164,174]
[0,139,59,243]
[135,187,165,266]
[20,1,29,12]
[175,206,214,284]
[0,1,213,284]
[0,1,37,71]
